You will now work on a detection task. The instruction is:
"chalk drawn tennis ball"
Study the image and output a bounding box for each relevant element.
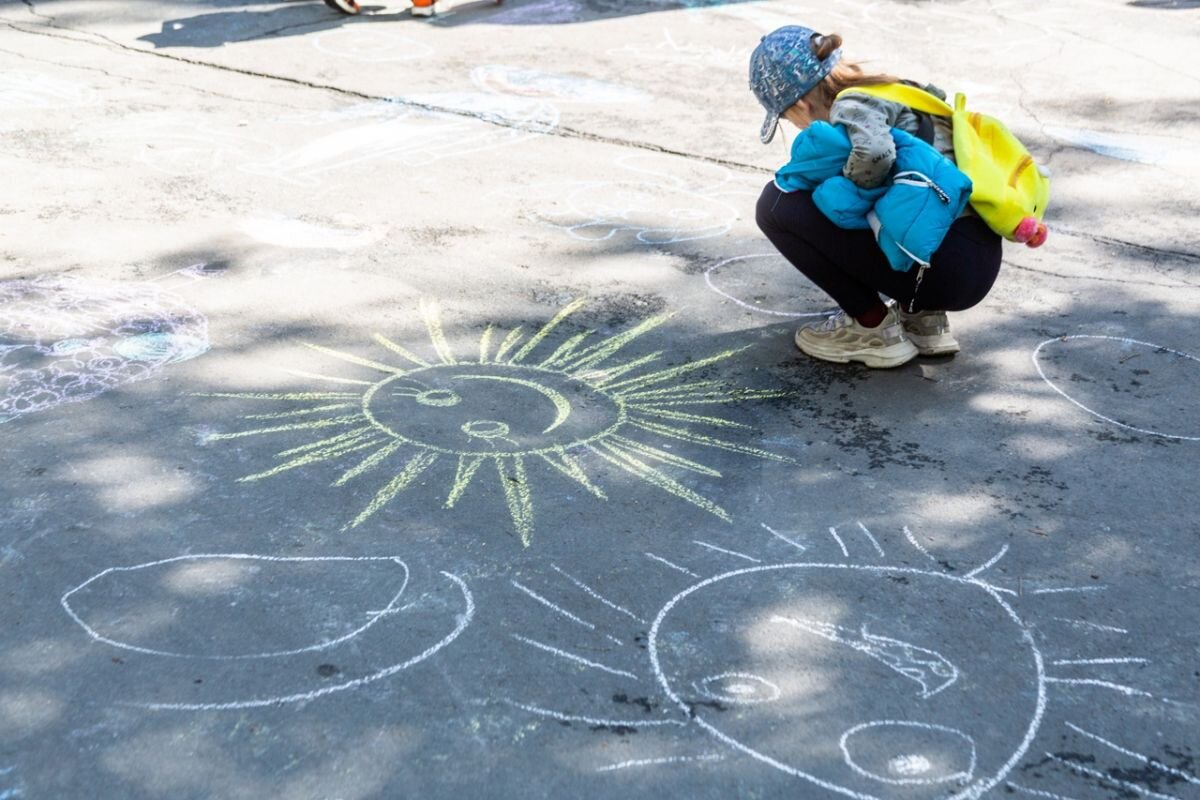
[0,276,208,420]
[363,363,625,455]
[649,564,1044,799]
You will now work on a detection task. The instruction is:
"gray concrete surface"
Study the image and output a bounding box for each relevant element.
[1,0,1198,797]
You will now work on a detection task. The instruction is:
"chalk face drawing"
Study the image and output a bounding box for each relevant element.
[499,154,741,245]
[649,563,1039,798]
[508,523,1176,796]
[704,254,834,318]
[241,92,558,187]
[200,299,789,545]
[1033,334,1200,440]
[0,276,209,423]
[62,554,473,710]
[311,27,435,62]
[470,65,651,104]
[0,71,98,111]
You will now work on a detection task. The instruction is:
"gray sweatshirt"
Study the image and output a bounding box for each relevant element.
[828,83,956,189]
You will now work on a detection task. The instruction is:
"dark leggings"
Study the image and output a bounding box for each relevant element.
[755,182,1002,316]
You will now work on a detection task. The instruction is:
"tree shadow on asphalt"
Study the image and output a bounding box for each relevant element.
[3,243,1199,795]
[127,0,760,49]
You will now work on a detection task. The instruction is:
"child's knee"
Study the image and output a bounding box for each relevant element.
[755,181,780,234]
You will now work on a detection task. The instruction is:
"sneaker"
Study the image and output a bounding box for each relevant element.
[411,0,437,15]
[898,309,960,356]
[794,304,918,369]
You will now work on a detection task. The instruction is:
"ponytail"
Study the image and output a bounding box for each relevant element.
[807,32,900,109]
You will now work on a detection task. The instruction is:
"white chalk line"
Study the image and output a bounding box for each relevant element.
[827,526,849,558]
[1065,721,1200,786]
[512,579,602,632]
[504,699,685,728]
[1052,657,1149,666]
[132,571,473,711]
[1045,752,1181,800]
[648,562,1047,800]
[692,540,761,564]
[903,524,939,563]
[840,720,976,786]
[597,753,725,772]
[1032,335,1200,442]
[62,555,410,660]
[963,544,1010,580]
[644,552,700,578]
[703,254,831,319]
[855,522,885,558]
[512,635,637,680]
[760,522,806,552]
[551,564,646,624]
[1045,677,1154,698]
[1032,586,1107,595]
[1050,617,1128,635]
[1006,782,1083,800]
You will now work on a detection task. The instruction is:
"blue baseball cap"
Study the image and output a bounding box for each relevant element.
[748,26,841,144]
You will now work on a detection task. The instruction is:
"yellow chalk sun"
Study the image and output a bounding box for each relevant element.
[202,300,789,545]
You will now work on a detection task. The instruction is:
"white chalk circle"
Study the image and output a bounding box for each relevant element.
[704,254,834,318]
[471,65,651,104]
[312,28,435,62]
[695,672,781,705]
[62,555,410,660]
[649,563,1044,800]
[61,554,474,710]
[1033,335,1200,441]
[840,721,977,786]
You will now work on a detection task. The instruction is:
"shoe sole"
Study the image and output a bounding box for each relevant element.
[794,335,918,369]
[906,332,960,356]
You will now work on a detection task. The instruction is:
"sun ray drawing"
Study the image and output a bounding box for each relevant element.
[200,300,791,545]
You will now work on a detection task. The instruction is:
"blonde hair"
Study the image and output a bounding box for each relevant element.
[808,33,899,109]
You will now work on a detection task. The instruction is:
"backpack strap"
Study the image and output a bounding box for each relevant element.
[835,83,954,118]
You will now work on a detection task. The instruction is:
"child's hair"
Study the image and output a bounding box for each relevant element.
[809,33,899,108]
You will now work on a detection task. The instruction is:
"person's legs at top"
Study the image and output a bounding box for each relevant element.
[754,182,1002,365]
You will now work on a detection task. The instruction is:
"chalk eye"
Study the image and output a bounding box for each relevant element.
[840,721,976,786]
[694,672,781,705]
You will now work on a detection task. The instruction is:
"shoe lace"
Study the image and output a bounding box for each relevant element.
[819,311,848,332]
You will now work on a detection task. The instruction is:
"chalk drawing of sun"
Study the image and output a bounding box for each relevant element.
[202,299,790,545]
[504,523,1194,799]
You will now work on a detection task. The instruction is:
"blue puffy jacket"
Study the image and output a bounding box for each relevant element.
[774,122,973,272]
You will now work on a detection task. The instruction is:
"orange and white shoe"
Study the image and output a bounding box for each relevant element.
[411,0,438,16]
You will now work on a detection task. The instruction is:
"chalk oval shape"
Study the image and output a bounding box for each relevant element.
[649,563,1044,800]
[62,555,410,660]
[840,720,977,786]
[1033,334,1200,441]
[704,254,834,318]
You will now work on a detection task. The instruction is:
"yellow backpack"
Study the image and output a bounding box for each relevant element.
[837,84,1051,248]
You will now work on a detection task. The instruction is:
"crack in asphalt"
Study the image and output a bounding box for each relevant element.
[1003,257,1200,291]
[0,14,771,176]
